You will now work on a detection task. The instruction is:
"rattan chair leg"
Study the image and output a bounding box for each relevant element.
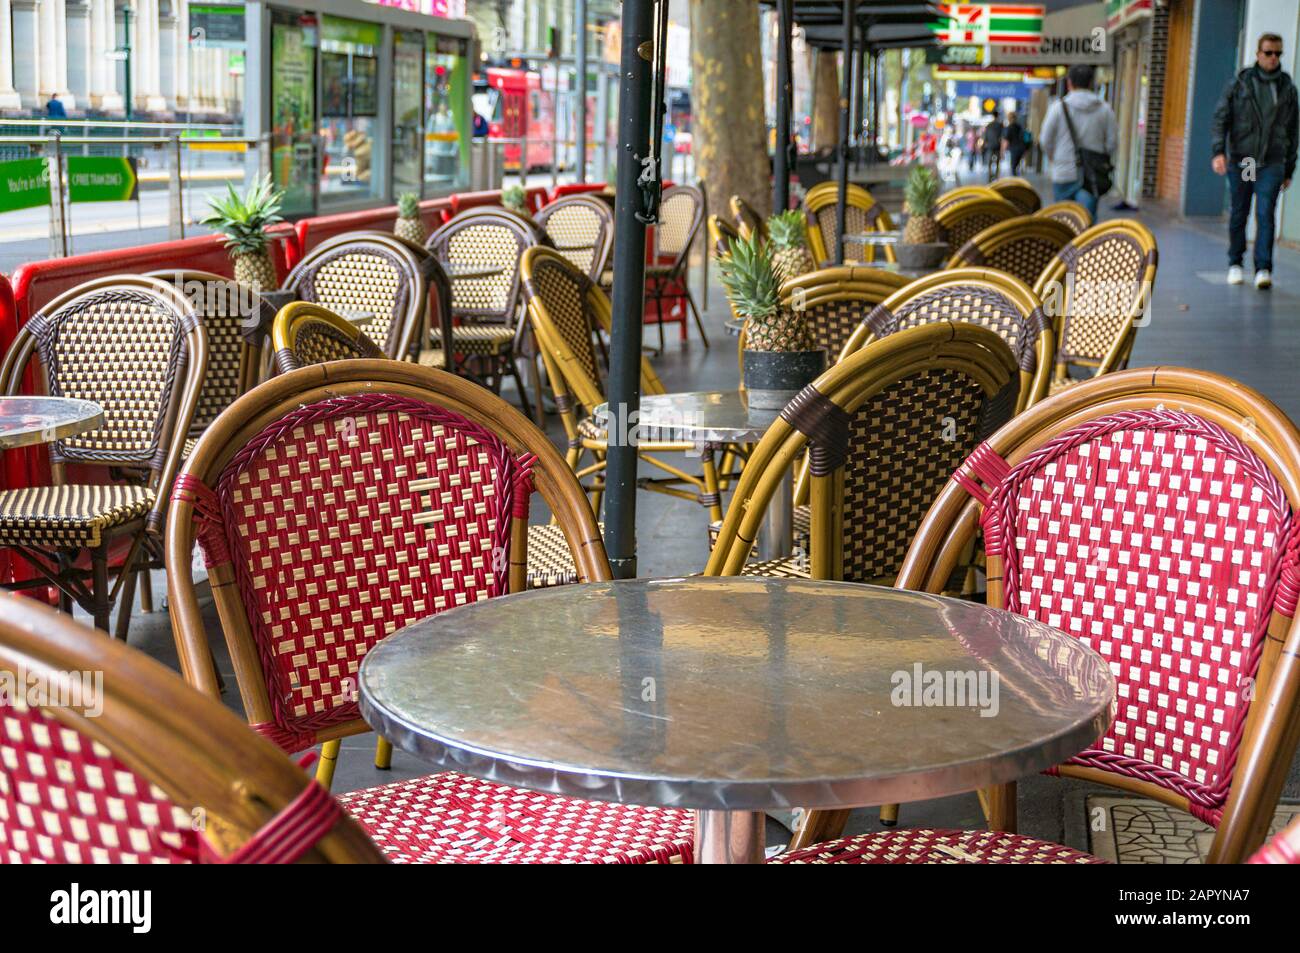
[700,450,723,522]
[374,737,393,770]
[788,808,853,852]
[316,739,341,788]
[878,804,899,826]
[685,288,710,348]
[982,782,1017,832]
[138,570,154,613]
[508,356,535,422]
[90,545,111,633]
[114,559,139,643]
[57,553,73,613]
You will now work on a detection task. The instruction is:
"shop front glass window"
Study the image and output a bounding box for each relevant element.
[393,30,424,195]
[424,35,470,193]
[320,15,382,204]
[269,9,317,217]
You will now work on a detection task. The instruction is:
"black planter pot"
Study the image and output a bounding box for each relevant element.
[896,241,950,269]
[743,348,827,410]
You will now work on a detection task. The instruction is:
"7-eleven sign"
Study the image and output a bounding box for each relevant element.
[931,4,1043,45]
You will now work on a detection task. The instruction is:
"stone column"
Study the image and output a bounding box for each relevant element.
[135,0,166,112]
[67,0,93,107]
[38,0,57,99]
[174,0,188,111]
[54,0,75,107]
[11,0,39,109]
[0,0,24,110]
[89,0,120,111]
[158,1,176,109]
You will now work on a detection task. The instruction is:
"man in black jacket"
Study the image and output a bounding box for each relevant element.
[1211,32,1298,289]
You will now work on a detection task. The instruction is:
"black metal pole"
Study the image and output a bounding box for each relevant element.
[604,0,656,580]
[576,0,588,182]
[834,0,855,264]
[854,36,866,171]
[773,0,793,213]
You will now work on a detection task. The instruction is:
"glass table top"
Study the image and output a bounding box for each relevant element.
[594,390,782,444]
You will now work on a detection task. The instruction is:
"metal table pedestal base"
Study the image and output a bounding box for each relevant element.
[694,810,766,864]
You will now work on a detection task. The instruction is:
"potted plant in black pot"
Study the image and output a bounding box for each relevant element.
[897,164,948,270]
[720,233,825,410]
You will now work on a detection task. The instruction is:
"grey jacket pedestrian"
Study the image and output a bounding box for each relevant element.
[1039,89,1119,184]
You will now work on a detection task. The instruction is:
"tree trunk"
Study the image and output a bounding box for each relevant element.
[812,50,840,152]
[689,0,771,218]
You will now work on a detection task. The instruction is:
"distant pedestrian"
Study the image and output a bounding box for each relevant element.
[1039,64,1118,220]
[46,95,66,119]
[1004,112,1027,175]
[1211,32,1297,290]
[983,113,1004,180]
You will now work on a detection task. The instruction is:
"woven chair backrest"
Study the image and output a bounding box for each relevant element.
[1034,201,1092,235]
[778,266,910,358]
[947,216,1075,288]
[535,195,614,282]
[272,303,385,375]
[283,234,425,358]
[428,208,537,324]
[730,195,765,242]
[653,185,704,263]
[989,178,1042,214]
[934,196,1021,250]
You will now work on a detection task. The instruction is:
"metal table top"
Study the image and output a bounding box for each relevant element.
[359,577,1114,812]
[0,396,104,450]
[844,230,901,246]
[594,390,781,444]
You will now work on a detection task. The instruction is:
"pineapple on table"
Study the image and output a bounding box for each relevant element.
[394,192,426,245]
[719,233,813,353]
[767,210,816,286]
[201,174,284,291]
[502,185,531,219]
[902,165,943,245]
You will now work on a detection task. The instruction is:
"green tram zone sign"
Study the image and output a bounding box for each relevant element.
[0,156,139,213]
[0,158,51,212]
[66,157,139,203]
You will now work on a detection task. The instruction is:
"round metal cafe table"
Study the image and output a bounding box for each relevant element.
[359,577,1115,865]
[593,390,790,557]
[0,396,104,450]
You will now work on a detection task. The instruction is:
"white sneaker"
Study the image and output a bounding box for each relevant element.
[1256,269,1272,289]
[1227,265,1244,285]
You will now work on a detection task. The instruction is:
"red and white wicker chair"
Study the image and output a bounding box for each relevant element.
[165,359,695,864]
[1248,813,1300,864]
[0,592,384,864]
[783,367,1300,864]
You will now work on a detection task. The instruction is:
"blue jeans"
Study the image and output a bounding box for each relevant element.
[1227,161,1285,271]
[1053,180,1098,219]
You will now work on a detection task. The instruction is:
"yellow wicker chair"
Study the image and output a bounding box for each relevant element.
[946,215,1076,288]
[779,265,911,360]
[933,184,1001,213]
[0,276,207,637]
[803,182,897,266]
[271,301,385,375]
[521,247,723,532]
[988,176,1042,214]
[1032,219,1158,394]
[730,194,767,242]
[933,195,1021,251]
[705,321,1018,588]
[1034,200,1092,235]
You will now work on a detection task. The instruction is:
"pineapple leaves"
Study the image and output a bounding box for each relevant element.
[202,173,285,257]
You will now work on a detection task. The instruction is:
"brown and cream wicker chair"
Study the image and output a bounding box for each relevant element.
[730,194,767,243]
[424,207,540,418]
[534,193,614,283]
[644,184,709,350]
[271,301,385,375]
[146,270,276,448]
[1033,199,1092,235]
[842,267,1054,413]
[933,194,1021,251]
[779,265,911,360]
[782,367,1300,864]
[988,176,1042,214]
[278,232,427,363]
[1032,218,1158,395]
[0,276,205,637]
[802,182,896,266]
[933,184,1001,214]
[946,215,1075,288]
[522,247,723,533]
[0,592,385,863]
[166,359,695,863]
[705,322,1018,587]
